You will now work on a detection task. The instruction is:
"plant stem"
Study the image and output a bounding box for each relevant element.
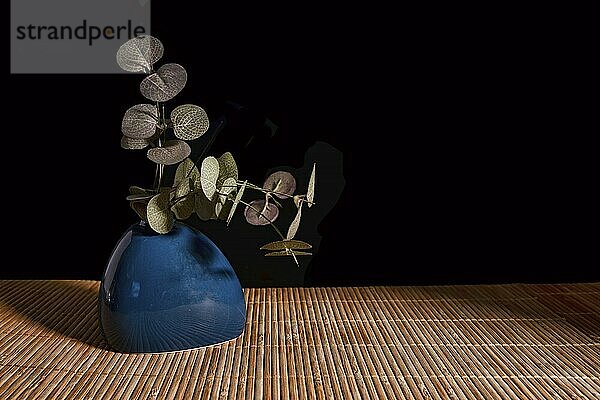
[240,181,315,206]
[186,117,226,180]
[170,187,286,241]
[219,183,284,208]
[260,197,269,215]
[170,185,289,256]
[158,165,164,189]
[154,101,165,190]
[156,135,164,190]
[153,163,160,192]
[267,193,283,209]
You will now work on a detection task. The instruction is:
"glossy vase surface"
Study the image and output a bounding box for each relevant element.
[99,222,246,353]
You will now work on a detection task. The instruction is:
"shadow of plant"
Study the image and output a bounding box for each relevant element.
[0,280,107,349]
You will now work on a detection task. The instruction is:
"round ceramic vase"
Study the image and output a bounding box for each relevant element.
[99,222,246,353]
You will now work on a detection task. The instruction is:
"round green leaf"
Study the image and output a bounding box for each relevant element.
[171,104,210,140]
[147,192,174,234]
[200,156,219,199]
[195,190,217,221]
[218,177,237,202]
[171,178,194,220]
[215,177,235,218]
[140,63,187,102]
[121,136,150,150]
[217,152,238,187]
[121,104,158,139]
[116,35,164,73]
[174,158,201,191]
[147,140,191,165]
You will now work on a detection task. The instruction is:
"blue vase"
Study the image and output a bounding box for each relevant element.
[99,221,246,353]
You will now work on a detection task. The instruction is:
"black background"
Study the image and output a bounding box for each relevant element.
[4,3,597,285]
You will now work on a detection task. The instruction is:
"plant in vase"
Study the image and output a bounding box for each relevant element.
[99,35,316,353]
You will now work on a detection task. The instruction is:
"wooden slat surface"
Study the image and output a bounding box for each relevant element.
[0,280,599,399]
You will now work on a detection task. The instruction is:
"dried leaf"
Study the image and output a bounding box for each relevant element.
[116,35,164,73]
[265,250,312,257]
[260,240,313,251]
[200,156,219,199]
[215,177,236,216]
[217,152,238,187]
[172,178,194,220]
[218,177,237,201]
[293,195,302,209]
[121,104,158,139]
[130,201,148,221]
[227,180,247,226]
[147,192,174,234]
[140,63,187,102]
[195,190,217,221]
[215,200,233,220]
[244,199,279,226]
[263,171,296,199]
[214,201,222,218]
[171,104,210,140]
[286,202,303,240]
[174,178,191,197]
[307,163,316,207]
[147,140,191,165]
[121,135,150,150]
[129,186,150,195]
[174,158,201,190]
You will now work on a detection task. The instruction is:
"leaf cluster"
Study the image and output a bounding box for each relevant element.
[118,36,318,265]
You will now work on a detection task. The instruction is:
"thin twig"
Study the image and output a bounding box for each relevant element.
[156,136,164,189]
[267,193,284,209]
[151,102,163,192]
[152,163,160,192]
[170,185,285,240]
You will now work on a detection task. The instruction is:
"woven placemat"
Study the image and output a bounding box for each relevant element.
[0,281,599,399]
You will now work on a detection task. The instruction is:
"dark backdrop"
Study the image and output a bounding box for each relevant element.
[4,3,597,285]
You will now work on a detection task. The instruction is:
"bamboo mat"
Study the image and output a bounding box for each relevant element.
[0,281,599,399]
